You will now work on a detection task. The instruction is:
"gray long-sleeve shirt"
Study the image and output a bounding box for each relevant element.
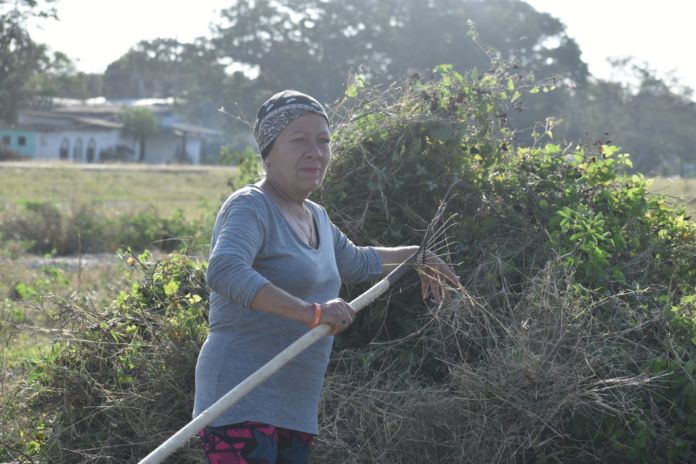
[193,185,382,433]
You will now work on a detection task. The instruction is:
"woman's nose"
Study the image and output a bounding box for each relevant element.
[306,141,325,157]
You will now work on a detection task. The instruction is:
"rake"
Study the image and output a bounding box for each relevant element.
[138,181,461,464]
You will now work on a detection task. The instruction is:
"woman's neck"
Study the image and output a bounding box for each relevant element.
[259,178,306,209]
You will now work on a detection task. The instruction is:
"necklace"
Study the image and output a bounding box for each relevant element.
[295,205,317,248]
[261,180,317,247]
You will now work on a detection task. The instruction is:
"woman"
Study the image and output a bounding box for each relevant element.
[194,90,458,464]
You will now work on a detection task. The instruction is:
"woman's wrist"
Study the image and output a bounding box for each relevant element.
[307,302,322,328]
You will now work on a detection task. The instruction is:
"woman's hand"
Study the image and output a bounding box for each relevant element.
[312,298,356,335]
[417,251,461,304]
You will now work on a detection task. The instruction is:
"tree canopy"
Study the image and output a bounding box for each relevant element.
[211,0,588,103]
[0,7,47,122]
[120,107,158,162]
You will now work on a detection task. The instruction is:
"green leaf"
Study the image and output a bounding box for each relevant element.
[434,64,454,74]
[164,280,179,296]
[345,84,358,98]
[545,143,561,155]
[611,268,626,282]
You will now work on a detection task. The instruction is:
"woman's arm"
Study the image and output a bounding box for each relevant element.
[250,284,356,335]
[249,283,314,325]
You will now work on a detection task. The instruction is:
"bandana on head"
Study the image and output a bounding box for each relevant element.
[253,90,329,159]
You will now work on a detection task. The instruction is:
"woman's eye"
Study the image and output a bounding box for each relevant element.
[319,138,330,144]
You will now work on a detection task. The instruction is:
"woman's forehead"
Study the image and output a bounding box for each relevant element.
[282,113,330,134]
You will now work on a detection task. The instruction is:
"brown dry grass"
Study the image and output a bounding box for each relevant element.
[313,260,664,463]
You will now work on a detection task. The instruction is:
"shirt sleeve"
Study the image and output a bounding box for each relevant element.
[330,219,383,284]
[206,193,271,308]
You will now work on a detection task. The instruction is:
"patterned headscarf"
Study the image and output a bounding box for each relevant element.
[253,90,329,159]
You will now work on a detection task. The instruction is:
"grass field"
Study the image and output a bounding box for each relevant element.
[0,162,239,388]
[0,161,237,219]
[647,176,696,216]
[1,162,693,217]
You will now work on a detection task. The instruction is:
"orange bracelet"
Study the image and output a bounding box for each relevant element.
[309,302,322,328]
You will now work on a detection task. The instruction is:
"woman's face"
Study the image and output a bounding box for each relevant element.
[265,113,331,199]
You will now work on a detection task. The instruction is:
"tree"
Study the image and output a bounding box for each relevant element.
[0,0,57,122]
[103,38,260,145]
[120,107,158,162]
[210,0,588,104]
[559,59,696,175]
[0,11,46,122]
[25,51,104,109]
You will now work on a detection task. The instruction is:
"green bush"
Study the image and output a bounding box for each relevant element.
[0,201,210,255]
[0,145,28,161]
[315,66,696,462]
[1,252,209,463]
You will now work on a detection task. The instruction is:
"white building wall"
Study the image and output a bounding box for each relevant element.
[187,138,202,165]
[128,133,203,164]
[37,130,120,162]
[141,134,178,164]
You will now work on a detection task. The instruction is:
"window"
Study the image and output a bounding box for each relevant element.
[59,138,69,160]
[18,136,26,146]
[86,138,96,163]
[1,136,9,145]
[72,137,83,162]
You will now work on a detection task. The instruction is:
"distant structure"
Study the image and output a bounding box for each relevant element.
[0,98,221,164]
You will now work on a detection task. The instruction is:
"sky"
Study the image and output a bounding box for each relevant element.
[26,0,696,93]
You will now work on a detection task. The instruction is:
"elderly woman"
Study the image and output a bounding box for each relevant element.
[193,90,458,464]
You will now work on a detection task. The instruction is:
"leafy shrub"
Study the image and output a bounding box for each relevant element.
[1,252,209,463]
[0,201,209,255]
[219,145,263,191]
[0,145,28,161]
[316,66,696,462]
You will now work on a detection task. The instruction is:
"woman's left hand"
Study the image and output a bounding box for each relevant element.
[416,251,461,304]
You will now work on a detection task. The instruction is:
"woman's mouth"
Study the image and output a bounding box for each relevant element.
[300,167,321,175]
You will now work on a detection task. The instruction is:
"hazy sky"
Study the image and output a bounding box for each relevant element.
[525,0,695,92]
[27,0,696,92]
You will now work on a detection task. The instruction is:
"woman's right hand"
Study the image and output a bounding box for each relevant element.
[312,298,356,335]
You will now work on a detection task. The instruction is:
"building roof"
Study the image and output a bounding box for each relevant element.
[74,117,124,129]
[10,99,217,136]
[49,102,172,116]
[167,122,222,137]
[4,111,123,132]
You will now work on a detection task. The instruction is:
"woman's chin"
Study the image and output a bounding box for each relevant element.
[298,177,324,192]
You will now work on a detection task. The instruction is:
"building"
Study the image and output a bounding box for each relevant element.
[0,99,221,164]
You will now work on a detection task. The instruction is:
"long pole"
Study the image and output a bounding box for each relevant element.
[138,254,416,464]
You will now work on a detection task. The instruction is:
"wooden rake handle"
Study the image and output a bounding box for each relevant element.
[138,253,417,464]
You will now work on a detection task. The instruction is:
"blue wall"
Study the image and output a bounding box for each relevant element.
[0,129,36,157]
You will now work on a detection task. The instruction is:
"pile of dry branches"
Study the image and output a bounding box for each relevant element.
[313,259,663,463]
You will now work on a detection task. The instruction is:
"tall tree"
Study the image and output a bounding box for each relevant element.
[0,12,44,122]
[210,0,588,104]
[559,60,696,175]
[0,0,57,122]
[120,107,158,162]
[26,51,104,109]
